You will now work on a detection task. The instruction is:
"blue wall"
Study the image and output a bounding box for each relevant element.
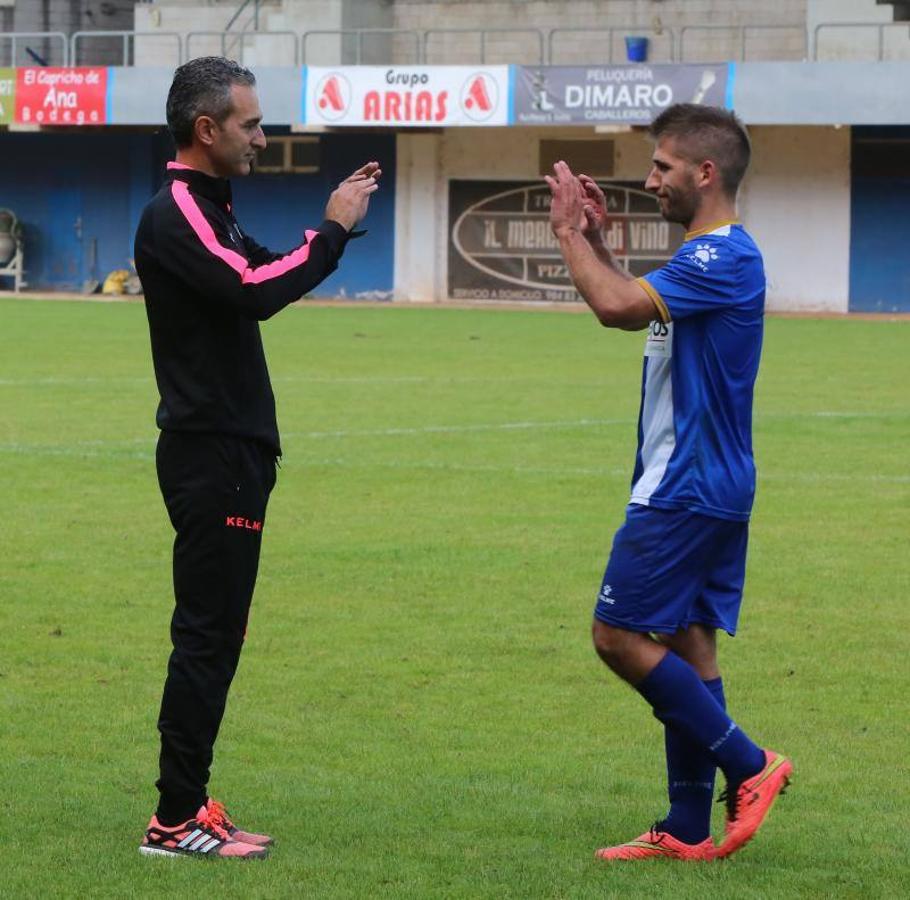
[232,133,395,298]
[850,126,910,312]
[0,132,160,290]
[0,130,395,296]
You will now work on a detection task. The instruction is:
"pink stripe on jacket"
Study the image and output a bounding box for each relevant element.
[170,180,318,285]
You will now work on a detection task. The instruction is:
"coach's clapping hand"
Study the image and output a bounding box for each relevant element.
[325,161,382,231]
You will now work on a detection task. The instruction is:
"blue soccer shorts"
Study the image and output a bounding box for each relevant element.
[593,503,749,636]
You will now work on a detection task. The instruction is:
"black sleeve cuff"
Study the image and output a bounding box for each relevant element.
[317,219,350,256]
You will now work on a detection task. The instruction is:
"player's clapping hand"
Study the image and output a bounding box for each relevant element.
[545,160,585,238]
[325,161,382,231]
[578,174,609,246]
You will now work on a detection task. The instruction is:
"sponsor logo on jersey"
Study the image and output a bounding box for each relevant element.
[687,243,719,271]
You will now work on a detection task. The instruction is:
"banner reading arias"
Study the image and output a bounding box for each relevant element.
[303,66,510,127]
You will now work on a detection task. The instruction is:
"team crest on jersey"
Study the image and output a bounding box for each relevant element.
[687,243,719,271]
[598,584,616,606]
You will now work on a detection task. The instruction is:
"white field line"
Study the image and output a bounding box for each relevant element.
[1,410,908,447]
[3,370,910,406]
[0,448,907,484]
[8,375,580,386]
[0,418,631,454]
[0,439,906,484]
[0,375,536,387]
[0,413,907,481]
[296,461,910,484]
[281,417,632,439]
[0,377,152,386]
[2,407,901,451]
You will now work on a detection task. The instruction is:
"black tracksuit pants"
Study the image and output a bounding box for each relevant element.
[154,431,277,824]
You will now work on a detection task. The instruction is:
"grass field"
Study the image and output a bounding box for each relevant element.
[1,297,908,898]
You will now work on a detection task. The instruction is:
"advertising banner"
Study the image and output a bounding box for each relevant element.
[304,66,510,127]
[15,67,107,125]
[0,67,14,124]
[448,180,684,302]
[513,64,728,126]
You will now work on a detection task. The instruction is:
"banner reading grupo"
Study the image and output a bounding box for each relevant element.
[0,68,14,125]
[303,66,510,127]
[513,64,728,126]
[15,67,107,125]
[448,180,684,302]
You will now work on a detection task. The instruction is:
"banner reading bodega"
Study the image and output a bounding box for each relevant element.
[15,67,107,125]
[304,66,510,127]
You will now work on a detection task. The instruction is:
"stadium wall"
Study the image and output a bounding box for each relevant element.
[8,59,910,310]
[743,126,850,313]
[397,125,852,311]
[849,125,910,313]
[0,131,165,291]
[0,130,395,296]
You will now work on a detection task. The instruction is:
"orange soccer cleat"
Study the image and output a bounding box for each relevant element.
[595,823,714,861]
[139,803,269,859]
[713,749,792,859]
[204,797,274,847]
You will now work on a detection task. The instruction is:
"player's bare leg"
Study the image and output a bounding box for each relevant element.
[591,620,667,684]
[590,619,787,861]
[657,624,719,679]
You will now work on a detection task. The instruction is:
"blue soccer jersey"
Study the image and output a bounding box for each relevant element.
[632,220,765,521]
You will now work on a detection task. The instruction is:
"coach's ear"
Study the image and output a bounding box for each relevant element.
[194,115,218,148]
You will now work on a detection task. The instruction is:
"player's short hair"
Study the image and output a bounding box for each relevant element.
[649,104,751,196]
[166,56,256,148]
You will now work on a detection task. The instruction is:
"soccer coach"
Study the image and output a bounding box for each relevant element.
[134,57,380,859]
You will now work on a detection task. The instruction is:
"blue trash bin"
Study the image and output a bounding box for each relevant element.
[625,35,649,62]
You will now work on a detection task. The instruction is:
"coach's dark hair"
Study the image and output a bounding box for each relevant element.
[649,104,751,196]
[166,56,256,148]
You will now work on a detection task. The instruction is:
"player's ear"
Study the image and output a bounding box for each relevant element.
[698,159,718,189]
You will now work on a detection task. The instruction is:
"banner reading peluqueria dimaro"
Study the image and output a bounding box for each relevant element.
[303,66,510,127]
[512,64,729,126]
[448,180,685,302]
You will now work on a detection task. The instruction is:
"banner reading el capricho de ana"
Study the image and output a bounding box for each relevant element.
[448,180,685,302]
[15,67,107,125]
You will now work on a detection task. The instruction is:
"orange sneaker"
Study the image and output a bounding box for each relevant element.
[595,823,714,861]
[205,798,274,847]
[139,803,268,859]
[713,749,792,859]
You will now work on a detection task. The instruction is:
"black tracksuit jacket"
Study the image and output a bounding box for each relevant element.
[134,163,351,454]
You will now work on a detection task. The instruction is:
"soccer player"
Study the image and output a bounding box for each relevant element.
[545,104,791,861]
[133,57,380,859]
